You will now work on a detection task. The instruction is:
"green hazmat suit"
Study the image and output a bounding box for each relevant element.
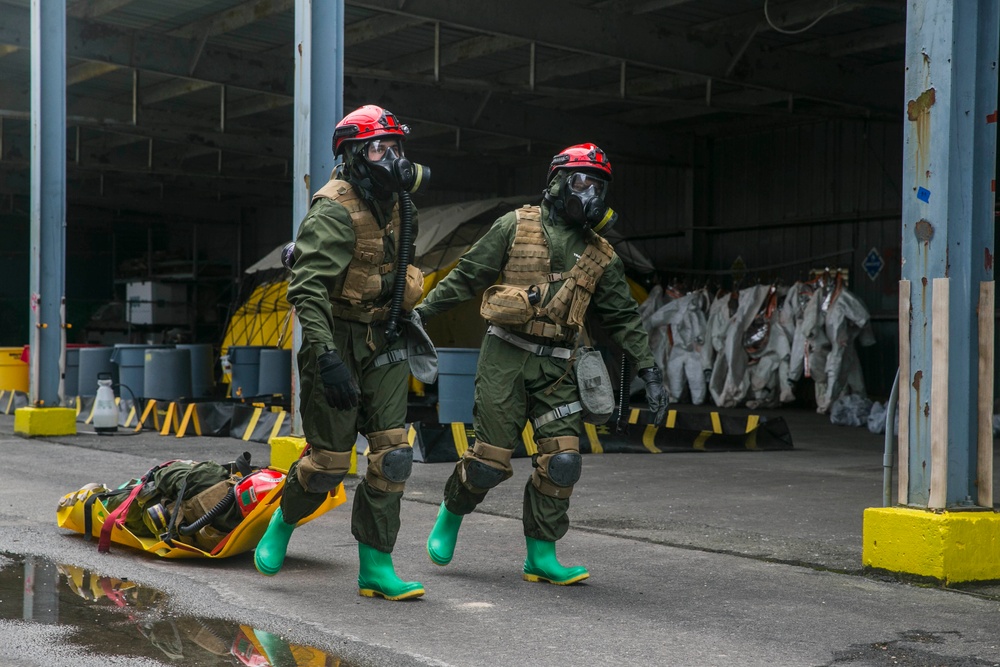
[418,199,654,541]
[282,187,416,553]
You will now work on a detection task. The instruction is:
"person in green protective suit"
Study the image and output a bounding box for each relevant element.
[415,143,667,585]
[254,104,428,601]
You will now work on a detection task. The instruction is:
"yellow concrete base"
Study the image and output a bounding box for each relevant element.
[14,406,77,437]
[863,506,1000,583]
[269,436,357,475]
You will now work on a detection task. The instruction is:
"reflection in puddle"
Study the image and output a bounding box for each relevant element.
[1,553,347,666]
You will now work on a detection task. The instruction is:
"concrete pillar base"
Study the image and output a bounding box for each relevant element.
[269,435,357,475]
[14,406,77,437]
[863,506,1000,583]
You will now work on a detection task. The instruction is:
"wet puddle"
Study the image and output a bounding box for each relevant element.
[0,553,350,666]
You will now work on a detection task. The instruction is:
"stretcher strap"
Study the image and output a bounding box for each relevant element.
[98,483,145,553]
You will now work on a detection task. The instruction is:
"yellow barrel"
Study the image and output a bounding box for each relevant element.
[0,347,29,392]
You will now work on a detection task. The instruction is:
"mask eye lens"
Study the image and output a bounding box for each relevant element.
[367,139,402,160]
[568,172,605,195]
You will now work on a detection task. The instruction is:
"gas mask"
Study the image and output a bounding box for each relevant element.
[357,139,430,197]
[561,171,618,234]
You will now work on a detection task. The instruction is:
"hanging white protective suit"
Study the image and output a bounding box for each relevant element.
[648,290,711,404]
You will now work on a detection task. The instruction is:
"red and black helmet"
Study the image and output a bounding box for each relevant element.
[548,143,613,182]
[332,104,408,156]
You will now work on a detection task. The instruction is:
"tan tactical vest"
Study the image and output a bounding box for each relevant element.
[311,179,402,320]
[491,205,615,340]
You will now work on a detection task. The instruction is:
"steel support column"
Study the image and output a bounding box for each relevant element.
[28,0,66,407]
[290,0,344,434]
[899,0,998,508]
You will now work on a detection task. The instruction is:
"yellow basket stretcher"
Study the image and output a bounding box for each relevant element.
[56,475,345,559]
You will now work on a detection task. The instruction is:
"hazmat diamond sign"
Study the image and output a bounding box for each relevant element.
[863,247,884,281]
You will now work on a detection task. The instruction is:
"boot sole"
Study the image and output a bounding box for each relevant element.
[522,571,589,586]
[358,586,426,601]
[426,545,452,567]
[254,554,282,577]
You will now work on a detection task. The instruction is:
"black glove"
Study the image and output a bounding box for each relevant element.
[638,366,668,425]
[317,349,360,410]
[410,306,428,329]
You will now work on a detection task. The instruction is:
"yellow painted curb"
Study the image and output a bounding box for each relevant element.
[269,436,357,476]
[14,406,77,437]
[863,506,1000,583]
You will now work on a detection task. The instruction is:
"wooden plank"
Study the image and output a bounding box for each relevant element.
[978,281,994,507]
[897,280,910,505]
[928,277,949,509]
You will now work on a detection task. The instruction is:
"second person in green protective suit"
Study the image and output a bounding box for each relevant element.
[254,105,428,600]
[415,143,667,585]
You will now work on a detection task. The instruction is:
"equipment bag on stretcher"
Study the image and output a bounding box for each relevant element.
[56,456,344,559]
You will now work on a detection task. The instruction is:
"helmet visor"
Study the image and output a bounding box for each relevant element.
[365,138,404,161]
[566,171,607,197]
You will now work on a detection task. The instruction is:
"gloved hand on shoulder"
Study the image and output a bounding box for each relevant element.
[638,365,668,425]
[317,348,360,410]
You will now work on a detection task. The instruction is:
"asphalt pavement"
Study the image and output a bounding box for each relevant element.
[1,408,999,667]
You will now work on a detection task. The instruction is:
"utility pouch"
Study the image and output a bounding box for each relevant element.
[340,238,385,304]
[402,264,424,312]
[180,479,233,525]
[576,347,614,425]
[480,285,535,325]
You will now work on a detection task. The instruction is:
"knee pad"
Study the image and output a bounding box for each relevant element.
[366,429,412,493]
[531,436,582,499]
[458,440,514,494]
[296,447,353,493]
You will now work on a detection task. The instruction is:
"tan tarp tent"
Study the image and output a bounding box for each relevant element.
[221,195,655,352]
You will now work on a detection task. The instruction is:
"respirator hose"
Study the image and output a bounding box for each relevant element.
[384,190,414,342]
[178,487,236,536]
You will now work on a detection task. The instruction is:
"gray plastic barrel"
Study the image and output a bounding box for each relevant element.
[143,348,192,401]
[228,345,266,398]
[111,344,172,399]
[177,343,214,397]
[437,348,480,423]
[77,347,113,398]
[64,347,81,397]
[257,348,291,396]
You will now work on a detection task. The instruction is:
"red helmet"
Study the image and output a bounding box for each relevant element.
[548,143,613,182]
[235,469,284,517]
[332,104,408,156]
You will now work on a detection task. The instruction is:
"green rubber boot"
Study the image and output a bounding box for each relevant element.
[523,536,590,585]
[254,507,295,576]
[426,503,464,566]
[357,543,425,600]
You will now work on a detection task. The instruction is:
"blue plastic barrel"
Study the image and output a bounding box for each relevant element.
[436,348,480,424]
[111,344,172,399]
[77,347,114,397]
[177,343,215,397]
[257,348,291,397]
[228,345,266,398]
[143,348,192,401]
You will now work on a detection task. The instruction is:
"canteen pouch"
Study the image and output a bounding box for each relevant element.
[576,347,614,425]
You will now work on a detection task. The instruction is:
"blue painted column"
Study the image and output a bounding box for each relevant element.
[290,0,344,433]
[28,0,66,407]
[899,1,998,508]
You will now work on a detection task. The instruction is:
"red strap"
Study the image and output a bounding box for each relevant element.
[97,483,145,553]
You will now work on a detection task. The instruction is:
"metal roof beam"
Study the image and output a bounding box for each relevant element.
[0,5,292,96]
[170,0,295,39]
[379,34,525,73]
[345,14,425,46]
[790,23,906,57]
[350,0,900,112]
[67,0,135,20]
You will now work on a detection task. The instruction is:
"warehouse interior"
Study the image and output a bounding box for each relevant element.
[0,0,961,406]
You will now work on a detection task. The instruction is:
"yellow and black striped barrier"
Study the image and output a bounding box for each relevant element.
[411,410,792,462]
[0,390,29,415]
